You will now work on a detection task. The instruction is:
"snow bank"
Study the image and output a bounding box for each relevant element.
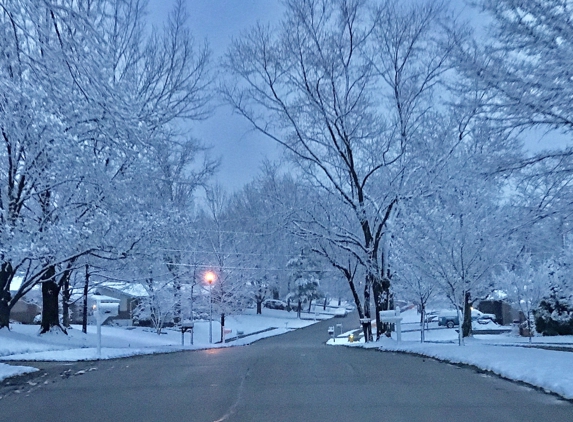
[328,308,573,401]
[0,363,38,383]
[376,340,573,400]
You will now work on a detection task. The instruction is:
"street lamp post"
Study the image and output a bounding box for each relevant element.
[205,271,216,343]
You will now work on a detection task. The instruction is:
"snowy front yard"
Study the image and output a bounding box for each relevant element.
[327,308,573,400]
[0,308,327,382]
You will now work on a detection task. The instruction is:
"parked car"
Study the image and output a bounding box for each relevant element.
[344,303,356,312]
[263,299,288,310]
[438,309,496,328]
[333,307,348,318]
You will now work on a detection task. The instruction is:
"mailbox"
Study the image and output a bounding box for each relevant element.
[92,296,120,323]
[181,321,195,346]
[96,302,119,317]
[181,321,194,333]
[379,308,403,342]
[328,326,335,343]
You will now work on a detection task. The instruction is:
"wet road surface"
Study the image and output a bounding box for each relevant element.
[1,315,571,421]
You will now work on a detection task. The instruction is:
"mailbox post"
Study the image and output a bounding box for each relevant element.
[379,308,403,342]
[181,321,194,346]
[221,313,225,343]
[92,296,120,359]
[95,298,102,358]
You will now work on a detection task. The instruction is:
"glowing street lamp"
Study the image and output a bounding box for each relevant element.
[205,271,216,343]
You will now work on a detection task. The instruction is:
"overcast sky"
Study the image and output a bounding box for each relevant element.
[145,1,491,192]
[148,1,554,192]
[147,0,286,191]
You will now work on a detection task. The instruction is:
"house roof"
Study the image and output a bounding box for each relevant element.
[97,282,149,298]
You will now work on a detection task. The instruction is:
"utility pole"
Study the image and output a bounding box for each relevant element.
[82,265,89,334]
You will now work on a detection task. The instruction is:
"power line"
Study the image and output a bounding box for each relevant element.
[158,248,299,258]
[187,228,283,236]
[163,262,335,272]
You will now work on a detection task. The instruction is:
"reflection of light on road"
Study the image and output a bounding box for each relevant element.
[205,349,222,355]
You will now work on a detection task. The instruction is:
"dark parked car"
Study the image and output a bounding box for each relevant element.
[263,299,288,310]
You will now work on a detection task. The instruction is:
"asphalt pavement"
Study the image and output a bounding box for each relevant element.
[1,314,571,421]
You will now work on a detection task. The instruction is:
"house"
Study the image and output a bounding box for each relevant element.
[10,299,40,324]
[95,283,148,325]
[477,300,522,325]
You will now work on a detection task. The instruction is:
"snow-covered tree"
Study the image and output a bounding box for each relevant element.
[461,0,573,139]
[392,252,437,343]
[224,165,303,313]
[223,0,462,341]
[0,0,214,331]
[198,184,248,315]
[137,275,176,335]
[286,250,323,317]
[396,109,518,343]
[496,257,550,341]
[0,0,110,330]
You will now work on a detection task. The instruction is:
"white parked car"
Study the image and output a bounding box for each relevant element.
[438,309,496,328]
[333,307,348,318]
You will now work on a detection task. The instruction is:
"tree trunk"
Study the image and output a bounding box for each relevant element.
[0,262,14,329]
[373,276,391,340]
[0,290,11,330]
[361,318,372,342]
[256,300,262,315]
[173,278,182,325]
[374,237,392,340]
[40,266,66,334]
[362,282,373,342]
[527,309,533,344]
[420,303,426,343]
[348,279,363,319]
[61,270,72,328]
[462,292,472,338]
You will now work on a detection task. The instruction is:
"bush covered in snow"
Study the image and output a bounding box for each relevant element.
[532,247,573,336]
[534,287,573,336]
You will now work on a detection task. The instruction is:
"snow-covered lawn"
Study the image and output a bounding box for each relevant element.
[328,308,573,400]
[0,308,329,382]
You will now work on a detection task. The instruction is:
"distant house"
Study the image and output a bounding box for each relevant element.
[95,283,148,325]
[10,299,40,324]
[9,283,41,324]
